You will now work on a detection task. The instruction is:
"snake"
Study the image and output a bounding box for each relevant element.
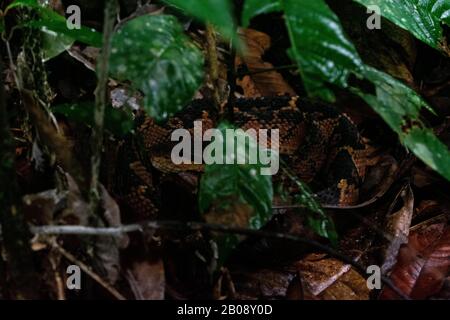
[114,96,368,220]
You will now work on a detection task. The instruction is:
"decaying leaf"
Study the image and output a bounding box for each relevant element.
[382,183,414,274]
[126,259,165,300]
[232,267,296,299]
[381,221,450,299]
[236,28,296,97]
[295,253,369,299]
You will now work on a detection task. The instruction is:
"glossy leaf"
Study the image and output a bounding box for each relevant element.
[199,122,275,265]
[5,0,39,12]
[242,0,281,27]
[109,15,204,121]
[356,67,450,181]
[6,0,102,47]
[41,28,74,61]
[281,0,365,101]
[354,0,450,53]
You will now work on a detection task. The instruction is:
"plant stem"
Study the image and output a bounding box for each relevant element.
[227,35,237,122]
[205,23,221,109]
[90,0,118,213]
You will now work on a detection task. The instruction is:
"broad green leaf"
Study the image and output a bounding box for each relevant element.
[281,0,365,101]
[53,103,134,137]
[354,0,450,53]
[242,0,281,27]
[362,67,425,128]
[163,0,236,40]
[403,127,450,181]
[6,0,102,47]
[199,122,275,265]
[355,67,450,181]
[109,15,204,122]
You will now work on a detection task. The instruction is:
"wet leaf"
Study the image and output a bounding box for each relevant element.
[355,0,450,54]
[109,15,204,122]
[199,122,275,265]
[356,67,450,182]
[7,0,102,47]
[282,0,365,101]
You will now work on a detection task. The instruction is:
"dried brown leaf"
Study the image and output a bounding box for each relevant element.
[381,222,450,299]
[237,29,296,97]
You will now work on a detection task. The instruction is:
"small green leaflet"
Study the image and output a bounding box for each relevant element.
[6,0,102,47]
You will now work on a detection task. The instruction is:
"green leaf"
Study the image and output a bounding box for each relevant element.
[163,0,236,40]
[280,165,338,245]
[241,0,281,27]
[280,0,365,101]
[355,67,450,181]
[362,67,425,128]
[199,122,275,265]
[403,127,450,181]
[41,28,74,61]
[5,0,39,12]
[29,9,101,47]
[109,15,204,122]
[53,103,134,137]
[6,0,102,47]
[354,0,450,53]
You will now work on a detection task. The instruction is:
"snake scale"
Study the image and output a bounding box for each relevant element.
[114,96,367,220]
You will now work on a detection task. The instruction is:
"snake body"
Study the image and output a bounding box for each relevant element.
[115,96,367,220]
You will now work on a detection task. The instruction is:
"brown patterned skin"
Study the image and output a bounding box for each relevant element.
[114,96,366,219]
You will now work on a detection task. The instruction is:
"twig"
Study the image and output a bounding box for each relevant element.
[226,38,237,122]
[31,220,410,300]
[48,251,65,300]
[90,0,119,212]
[205,23,221,109]
[237,64,297,77]
[49,240,126,300]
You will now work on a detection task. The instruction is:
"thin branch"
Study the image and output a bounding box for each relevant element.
[205,23,221,109]
[49,240,126,300]
[31,220,410,300]
[90,0,118,212]
[237,64,297,77]
[226,38,236,122]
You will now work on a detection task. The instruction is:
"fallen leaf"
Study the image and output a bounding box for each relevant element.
[295,253,369,299]
[232,267,296,299]
[237,28,296,97]
[126,259,165,300]
[381,222,450,299]
[382,183,414,274]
